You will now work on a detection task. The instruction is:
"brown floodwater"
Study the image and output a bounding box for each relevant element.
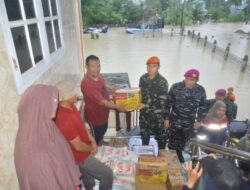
[83,24,250,120]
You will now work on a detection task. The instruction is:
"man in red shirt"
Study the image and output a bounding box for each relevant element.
[56,80,113,190]
[81,55,127,145]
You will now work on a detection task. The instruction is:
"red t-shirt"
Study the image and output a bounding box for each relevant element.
[56,105,90,164]
[81,74,110,126]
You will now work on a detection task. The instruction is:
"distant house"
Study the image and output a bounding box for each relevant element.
[229,0,247,13]
[0,0,84,189]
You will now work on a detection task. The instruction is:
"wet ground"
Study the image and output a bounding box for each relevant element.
[83,23,250,123]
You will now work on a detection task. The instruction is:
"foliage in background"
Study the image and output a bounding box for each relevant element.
[81,0,250,27]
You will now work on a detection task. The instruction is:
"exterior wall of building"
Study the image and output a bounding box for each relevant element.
[0,0,84,189]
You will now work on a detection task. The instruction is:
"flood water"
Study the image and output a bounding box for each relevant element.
[83,23,250,120]
[186,22,250,58]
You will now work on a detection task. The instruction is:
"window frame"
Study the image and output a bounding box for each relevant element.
[0,0,64,94]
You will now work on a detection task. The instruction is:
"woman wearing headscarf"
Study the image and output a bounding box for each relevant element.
[204,100,228,125]
[14,85,81,190]
[199,100,228,145]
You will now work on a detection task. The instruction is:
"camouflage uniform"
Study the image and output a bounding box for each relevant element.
[139,73,168,149]
[207,98,235,122]
[164,81,207,162]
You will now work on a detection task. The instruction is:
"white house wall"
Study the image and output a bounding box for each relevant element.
[0,0,84,189]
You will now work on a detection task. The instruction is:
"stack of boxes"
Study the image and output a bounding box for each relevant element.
[160,150,185,190]
[136,149,185,190]
[106,137,185,190]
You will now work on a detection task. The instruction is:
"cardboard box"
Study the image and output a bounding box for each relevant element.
[136,183,167,190]
[113,88,141,110]
[136,155,167,184]
[108,137,129,147]
[132,145,155,156]
[159,150,185,190]
[159,150,181,173]
[166,175,185,190]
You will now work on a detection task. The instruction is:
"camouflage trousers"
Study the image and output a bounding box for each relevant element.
[168,125,195,163]
[168,126,195,151]
[139,113,167,149]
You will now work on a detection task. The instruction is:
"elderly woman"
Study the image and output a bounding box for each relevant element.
[198,100,228,145]
[14,85,81,190]
[203,100,228,125]
[56,80,113,190]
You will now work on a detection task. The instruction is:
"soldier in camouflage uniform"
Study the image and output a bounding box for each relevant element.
[164,69,207,162]
[139,56,168,149]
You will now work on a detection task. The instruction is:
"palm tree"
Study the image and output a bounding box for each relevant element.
[192,2,204,23]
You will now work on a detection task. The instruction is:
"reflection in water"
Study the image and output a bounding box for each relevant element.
[83,25,250,120]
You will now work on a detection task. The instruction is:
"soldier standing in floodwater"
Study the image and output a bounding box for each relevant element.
[139,56,168,149]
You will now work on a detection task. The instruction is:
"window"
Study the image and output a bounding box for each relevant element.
[42,0,62,53]
[0,0,63,93]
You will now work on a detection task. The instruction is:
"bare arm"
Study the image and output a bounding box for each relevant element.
[99,99,128,112]
[86,130,97,154]
[69,136,93,153]
[184,161,203,189]
[105,84,115,93]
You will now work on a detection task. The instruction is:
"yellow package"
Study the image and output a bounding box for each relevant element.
[113,88,141,110]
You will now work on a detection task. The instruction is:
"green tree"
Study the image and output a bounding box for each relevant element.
[229,0,242,6]
[121,0,142,23]
[82,0,124,26]
[163,0,192,25]
[160,0,171,11]
[245,0,250,16]
[144,0,162,19]
[192,2,204,22]
[205,0,225,9]
[227,11,246,22]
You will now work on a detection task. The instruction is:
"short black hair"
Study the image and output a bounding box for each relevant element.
[201,157,241,190]
[85,55,100,66]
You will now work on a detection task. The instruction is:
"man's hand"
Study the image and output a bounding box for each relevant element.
[184,161,203,189]
[87,131,98,154]
[90,141,98,155]
[194,122,201,129]
[164,119,170,129]
[116,105,129,112]
[208,153,217,159]
[138,103,145,110]
[91,142,98,154]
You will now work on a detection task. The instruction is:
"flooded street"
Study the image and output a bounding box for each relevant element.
[186,22,250,58]
[83,24,250,120]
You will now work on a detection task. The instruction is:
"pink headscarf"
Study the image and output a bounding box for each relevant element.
[14,85,80,190]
